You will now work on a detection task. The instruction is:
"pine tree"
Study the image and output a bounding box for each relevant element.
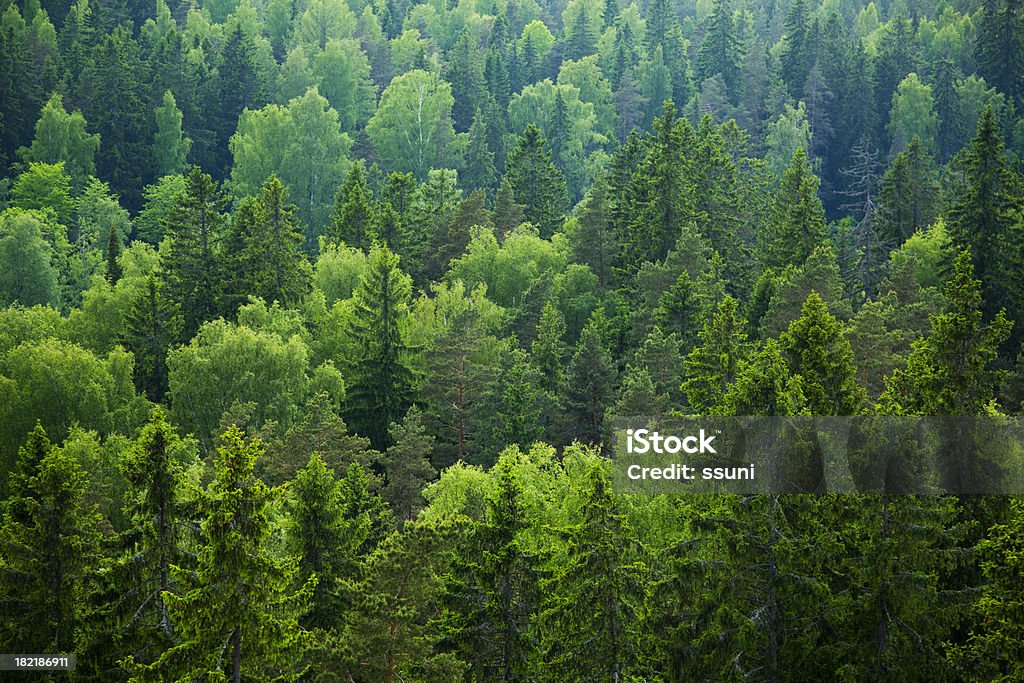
[0,424,102,654]
[127,427,313,681]
[332,162,375,251]
[682,295,752,412]
[120,274,181,402]
[345,244,416,450]
[504,124,568,237]
[781,292,866,415]
[161,166,228,338]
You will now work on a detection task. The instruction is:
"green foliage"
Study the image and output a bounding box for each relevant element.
[344,243,416,450]
[20,92,99,188]
[0,210,60,307]
[503,124,569,237]
[126,426,313,681]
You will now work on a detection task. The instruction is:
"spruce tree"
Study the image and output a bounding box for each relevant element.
[531,301,568,393]
[127,427,313,681]
[504,124,568,237]
[947,106,1023,325]
[345,244,416,450]
[463,108,498,193]
[161,166,228,338]
[332,162,375,251]
[120,274,181,402]
[565,313,616,446]
[781,291,866,415]
[540,460,646,679]
[382,407,436,523]
[696,0,741,99]
[877,136,939,244]
[0,424,102,654]
[222,175,311,316]
[762,147,828,270]
[974,0,1024,107]
[682,295,752,412]
[104,222,122,284]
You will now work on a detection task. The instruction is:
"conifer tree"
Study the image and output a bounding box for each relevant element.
[287,451,363,632]
[222,175,311,316]
[565,313,616,445]
[127,427,313,681]
[0,424,102,654]
[439,462,542,680]
[120,274,181,402]
[877,136,939,244]
[332,162,375,251]
[463,108,498,193]
[345,244,416,450]
[781,291,865,415]
[947,106,1023,325]
[880,250,1012,417]
[494,345,547,449]
[682,295,752,412]
[504,124,568,237]
[974,0,1024,107]
[112,411,190,664]
[531,301,568,393]
[382,407,436,523]
[762,147,828,270]
[696,0,741,99]
[161,166,228,338]
[541,460,647,679]
[104,223,122,284]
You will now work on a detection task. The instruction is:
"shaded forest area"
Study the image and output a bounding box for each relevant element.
[2,0,1024,677]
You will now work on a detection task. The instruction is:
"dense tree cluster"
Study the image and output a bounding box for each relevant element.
[3,0,1024,677]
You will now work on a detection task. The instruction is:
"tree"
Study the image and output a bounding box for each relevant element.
[120,274,180,402]
[167,319,311,444]
[761,148,828,270]
[311,38,375,132]
[19,92,99,188]
[152,90,191,178]
[209,23,268,177]
[104,222,122,284]
[0,424,102,654]
[780,292,866,415]
[223,175,311,315]
[10,161,74,227]
[344,244,416,450]
[540,458,646,679]
[439,461,542,680]
[696,0,741,99]
[113,411,190,664]
[887,73,938,156]
[462,108,498,194]
[566,174,616,288]
[367,69,457,180]
[287,451,363,632]
[332,162,374,250]
[126,427,313,682]
[721,339,808,416]
[503,124,568,237]
[0,210,60,307]
[682,295,751,412]
[382,407,436,522]
[877,137,939,244]
[161,166,228,338]
[974,0,1024,107]
[946,106,1023,325]
[565,313,615,445]
[230,87,353,235]
[880,250,1012,417]
[446,29,486,132]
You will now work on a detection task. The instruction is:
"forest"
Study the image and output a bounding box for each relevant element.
[1,0,1024,676]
